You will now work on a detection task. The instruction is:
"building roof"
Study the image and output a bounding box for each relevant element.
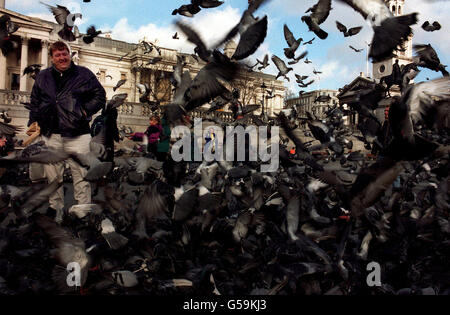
[0,7,54,33]
[337,75,376,99]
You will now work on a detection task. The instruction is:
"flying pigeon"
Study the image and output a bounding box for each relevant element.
[301,0,332,39]
[338,0,418,62]
[0,14,19,56]
[23,64,42,80]
[421,21,441,32]
[82,25,103,44]
[40,1,82,42]
[272,55,293,81]
[349,45,363,52]
[256,54,269,70]
[336,21,363,37]
[283,24,303,59]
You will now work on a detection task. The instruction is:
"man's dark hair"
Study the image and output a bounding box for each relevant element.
[49,41,70,57]
[149,115,160,124]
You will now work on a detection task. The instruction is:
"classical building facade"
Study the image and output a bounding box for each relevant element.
[0,6,285,136]
[284,89,339,119]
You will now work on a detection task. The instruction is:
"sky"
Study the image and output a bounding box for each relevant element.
[5,0,449,95]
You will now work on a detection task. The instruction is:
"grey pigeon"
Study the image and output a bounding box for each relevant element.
[301,0,331,39]
[271,55,293,81]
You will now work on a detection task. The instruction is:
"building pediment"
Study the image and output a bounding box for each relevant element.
[337,76,376,99]
[0,8,53,32]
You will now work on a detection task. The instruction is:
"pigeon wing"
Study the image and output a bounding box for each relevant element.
[312,0,332,24]
[348,26,363,36]
[41,2,70,25]
[271,55,288,73]
[232,15,268,60]
[336,21,347,34]
[432,21,441,30]
[283,24,296,47]
[176,21,210,61]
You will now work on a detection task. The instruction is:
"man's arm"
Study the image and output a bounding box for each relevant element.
[28,78,42,127]
[82,73,106,117]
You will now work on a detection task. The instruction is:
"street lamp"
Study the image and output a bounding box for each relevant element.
[365,40,371,78]
[260,82,267,118]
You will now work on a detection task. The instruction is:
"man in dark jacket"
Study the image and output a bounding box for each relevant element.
[28,41,106,223]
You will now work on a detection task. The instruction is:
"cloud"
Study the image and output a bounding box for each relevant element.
[5,0,40,10]
[27,12,55,23]
[405,0,450,53]
[103,5,241,54]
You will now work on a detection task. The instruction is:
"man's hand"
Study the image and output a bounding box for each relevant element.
[26,121,41,136]
[0,136,7,147]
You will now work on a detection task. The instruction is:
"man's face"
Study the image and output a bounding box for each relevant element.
[51,48,71,72]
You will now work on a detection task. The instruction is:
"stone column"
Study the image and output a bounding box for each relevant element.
[41,39,49,68]
[150,70,155,101]
[134,70,141,103]
[0,52,6,89]
[19,36,29,92]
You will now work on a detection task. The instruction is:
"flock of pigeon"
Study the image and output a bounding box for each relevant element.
[0,0,449,295]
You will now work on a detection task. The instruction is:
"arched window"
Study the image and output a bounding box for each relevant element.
[398,6,401,15]
[392,5,396,13]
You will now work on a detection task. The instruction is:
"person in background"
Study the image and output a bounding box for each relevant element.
[0,135,14,157]
[204,128,216,154]
[156,114,171,162]
[392,59,402,86]
[145,115,162,157]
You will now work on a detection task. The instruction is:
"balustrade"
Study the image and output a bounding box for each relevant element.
[0,90,256,131]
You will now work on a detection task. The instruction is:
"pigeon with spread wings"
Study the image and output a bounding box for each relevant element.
[82,25,105,44]
[288,51,308,65]
[0,14,19,57]
[421,21,441,32]
[272,55,293,81]
[301,0,332,39]
[40,1,82,42]
[283,24,302,59]
[35,214,91,292]
[23,64,42,80]
[349,45,363,52]
[413,44,448,76]
[172,0,224,17]
[303,37,315,45]
[336,21,362,37]
[337,0,418,62]
[257,54,269,70]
